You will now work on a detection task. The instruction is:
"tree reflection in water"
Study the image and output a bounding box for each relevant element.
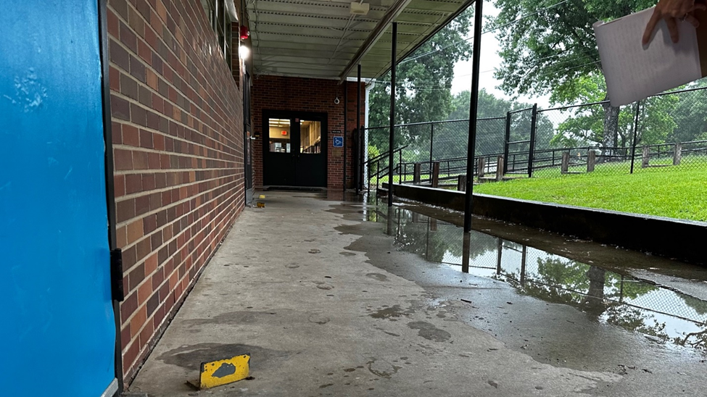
[375,206,707,351]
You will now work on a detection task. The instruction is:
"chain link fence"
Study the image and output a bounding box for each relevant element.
[364,86,707,189]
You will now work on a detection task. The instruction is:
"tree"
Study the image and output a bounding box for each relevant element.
[550,73,678,148]
[367,8,474,155]
[667,79,707,143]
[446,89,555,157]
[490,0,655,151]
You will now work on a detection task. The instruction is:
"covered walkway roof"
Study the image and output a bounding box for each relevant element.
[245,0,471,80]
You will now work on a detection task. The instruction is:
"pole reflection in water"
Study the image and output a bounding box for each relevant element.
[462,232,471,274]
[386,206,395,237]
[369,205,707,351]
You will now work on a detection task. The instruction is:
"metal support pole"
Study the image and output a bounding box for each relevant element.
[503,111,511,174]
[463,0,484,232]
[357,64,362,194]
[343,80,348,192]
[527,104,538,178]
[388,22,397,207]
[630,100,640,174]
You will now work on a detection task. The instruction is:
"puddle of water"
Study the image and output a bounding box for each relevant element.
[364,205,707,352]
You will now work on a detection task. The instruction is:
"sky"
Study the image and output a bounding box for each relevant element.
[450,3,552,109]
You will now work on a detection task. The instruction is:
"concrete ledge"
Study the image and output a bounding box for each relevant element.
[388,183,706,265]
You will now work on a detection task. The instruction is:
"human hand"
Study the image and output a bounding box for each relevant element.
[642,0,707,45]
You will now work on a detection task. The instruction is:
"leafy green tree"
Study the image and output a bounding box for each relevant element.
[667,79,707,143]
[551,74,678,148]
[367,9,474,155]
[446,89,555,157]
[489,0,655,151]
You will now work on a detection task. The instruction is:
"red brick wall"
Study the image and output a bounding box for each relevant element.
[107,0,244,383]
[250,76,365,189]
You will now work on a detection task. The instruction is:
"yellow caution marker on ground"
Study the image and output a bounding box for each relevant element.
[199,354,250,389]
[258,194,266,199]
[256,201,265,208]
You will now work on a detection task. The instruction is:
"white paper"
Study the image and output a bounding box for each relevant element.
[594,7,701,107]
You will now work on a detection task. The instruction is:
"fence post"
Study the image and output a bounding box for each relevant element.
[503,111,511,175]
[496,155,504,181]
[431,161,440,188]
[413,163,421,184]
[630,100,640,174]
[527,104,538,178]
[641,146,649,168]
[457,175,467,191]
[561,151,570,174]
[587,150,596,172]
[398,148,402,183]
[429,123,434,165]
[673,143,682,165]
[477,157,485,179]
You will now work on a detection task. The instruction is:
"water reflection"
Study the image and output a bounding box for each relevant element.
[370,206,707,350]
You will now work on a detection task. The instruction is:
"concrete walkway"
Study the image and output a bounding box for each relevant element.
[128,192,691,396]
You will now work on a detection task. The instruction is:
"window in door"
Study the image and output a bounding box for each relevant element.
[268,118,291,153]
[300,120,321,154]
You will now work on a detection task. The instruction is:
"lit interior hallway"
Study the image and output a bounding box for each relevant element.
[127,191,705,396]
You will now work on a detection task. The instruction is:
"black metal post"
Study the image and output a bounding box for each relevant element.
[463,0,484,232]
[630,100,640,174]
[527,104,538,178]
[357,64,362,194]
[429,123,434,165]
[503,111,511,175]
[399,148,402,182]
[343,80,348,192]
[388,22,397,207]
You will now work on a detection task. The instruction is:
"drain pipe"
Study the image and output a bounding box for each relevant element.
[463,0,484,232]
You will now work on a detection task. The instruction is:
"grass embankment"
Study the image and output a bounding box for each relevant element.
[474,162,707,222]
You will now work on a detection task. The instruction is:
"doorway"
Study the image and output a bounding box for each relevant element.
[263,110,327,187]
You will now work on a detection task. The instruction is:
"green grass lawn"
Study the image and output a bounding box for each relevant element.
[474,162,707,222]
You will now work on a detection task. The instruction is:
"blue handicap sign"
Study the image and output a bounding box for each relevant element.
[333,136,344,147]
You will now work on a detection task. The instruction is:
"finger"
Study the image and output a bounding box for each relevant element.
[667,17,680,43]
[686,14,700,27]
[643,10,663,45]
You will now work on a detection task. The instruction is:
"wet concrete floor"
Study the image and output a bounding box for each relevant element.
[129,191,707,396]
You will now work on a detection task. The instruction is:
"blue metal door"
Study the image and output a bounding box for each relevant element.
[0,1,117,396]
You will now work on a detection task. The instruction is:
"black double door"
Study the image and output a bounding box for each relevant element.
[263,111,327,187]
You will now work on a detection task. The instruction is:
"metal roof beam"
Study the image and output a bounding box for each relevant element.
[338,0,414,83]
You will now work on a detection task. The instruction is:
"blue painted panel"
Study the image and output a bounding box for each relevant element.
[0,1,115,395]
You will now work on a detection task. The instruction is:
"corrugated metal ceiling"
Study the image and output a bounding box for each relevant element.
[246,0,470,80]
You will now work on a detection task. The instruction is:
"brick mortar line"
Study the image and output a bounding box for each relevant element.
[123,205,239,378]
[110,89,243,155]
[108,7,243,147]
[115,170,240,204]
[116,174,241,229]
[109,0,238,122]
[113,113,242,161]
[118,178,242,268]
[119,182,241,329]
[112,139,241,164]
[115,165,241,177]
[119,187,240,341]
